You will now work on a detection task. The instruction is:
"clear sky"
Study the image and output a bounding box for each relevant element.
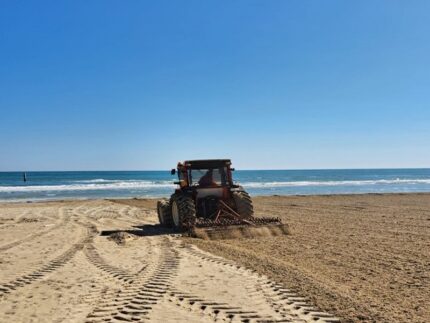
[1,1,429,171]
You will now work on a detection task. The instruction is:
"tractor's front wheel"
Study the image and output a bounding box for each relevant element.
[171,194,196,231]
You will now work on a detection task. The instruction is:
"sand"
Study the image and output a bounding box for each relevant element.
[0,194,428,322]
[191,194,430,323]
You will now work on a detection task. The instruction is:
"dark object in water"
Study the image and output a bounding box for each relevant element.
[23,172,27,182]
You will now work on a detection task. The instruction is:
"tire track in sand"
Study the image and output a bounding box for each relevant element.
[85,237,179,322]
[166,290,284,322]
[179,244,340,323]
[84,244,138,283]
[0,221,98,297]
[0,207,69,252]
[150,239,307,322]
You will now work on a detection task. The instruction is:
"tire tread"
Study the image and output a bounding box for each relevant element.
[232,190,254,218]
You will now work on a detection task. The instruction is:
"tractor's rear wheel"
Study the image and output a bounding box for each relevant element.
[232,190,254,218]
[171,194,196,231]
[157,199,172,227]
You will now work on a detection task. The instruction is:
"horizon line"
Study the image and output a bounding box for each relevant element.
[1,167,429,173]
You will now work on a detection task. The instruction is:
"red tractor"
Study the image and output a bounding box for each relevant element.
[157,159,287,238]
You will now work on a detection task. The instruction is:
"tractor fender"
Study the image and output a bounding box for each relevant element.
[230,185,246,193]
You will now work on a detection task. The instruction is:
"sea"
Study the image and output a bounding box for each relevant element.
[0,169,430,202]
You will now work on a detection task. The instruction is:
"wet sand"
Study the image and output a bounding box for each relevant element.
[0,194,429,322]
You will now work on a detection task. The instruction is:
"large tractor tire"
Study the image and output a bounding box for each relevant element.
[232,190,254,218]
[157,199,173,227]
[170,194,196,231]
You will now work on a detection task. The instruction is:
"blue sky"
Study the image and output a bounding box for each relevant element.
[1,1,429,171]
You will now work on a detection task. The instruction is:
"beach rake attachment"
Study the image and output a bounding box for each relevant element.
[188,200,290,240]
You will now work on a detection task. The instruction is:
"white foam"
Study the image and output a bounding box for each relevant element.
[241,179,430,188]
[78,178,114,183]
[0,180,175,193]
[0,178,429,194]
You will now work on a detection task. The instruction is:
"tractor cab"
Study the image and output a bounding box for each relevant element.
[172,159,234,189]
[170,159,241,219]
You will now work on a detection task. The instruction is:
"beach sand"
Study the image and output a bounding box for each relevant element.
[192,194,430,323]
[0,194,428,322]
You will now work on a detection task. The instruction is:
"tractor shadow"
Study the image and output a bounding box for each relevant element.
[99,224,175,237]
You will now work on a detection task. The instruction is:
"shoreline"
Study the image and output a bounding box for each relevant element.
[1,191,430,204]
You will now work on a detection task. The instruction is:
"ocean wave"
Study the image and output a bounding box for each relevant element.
[242,179,430,188]
[0,178,430,193]
[0,181,175,193]
[78,179,115,183]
